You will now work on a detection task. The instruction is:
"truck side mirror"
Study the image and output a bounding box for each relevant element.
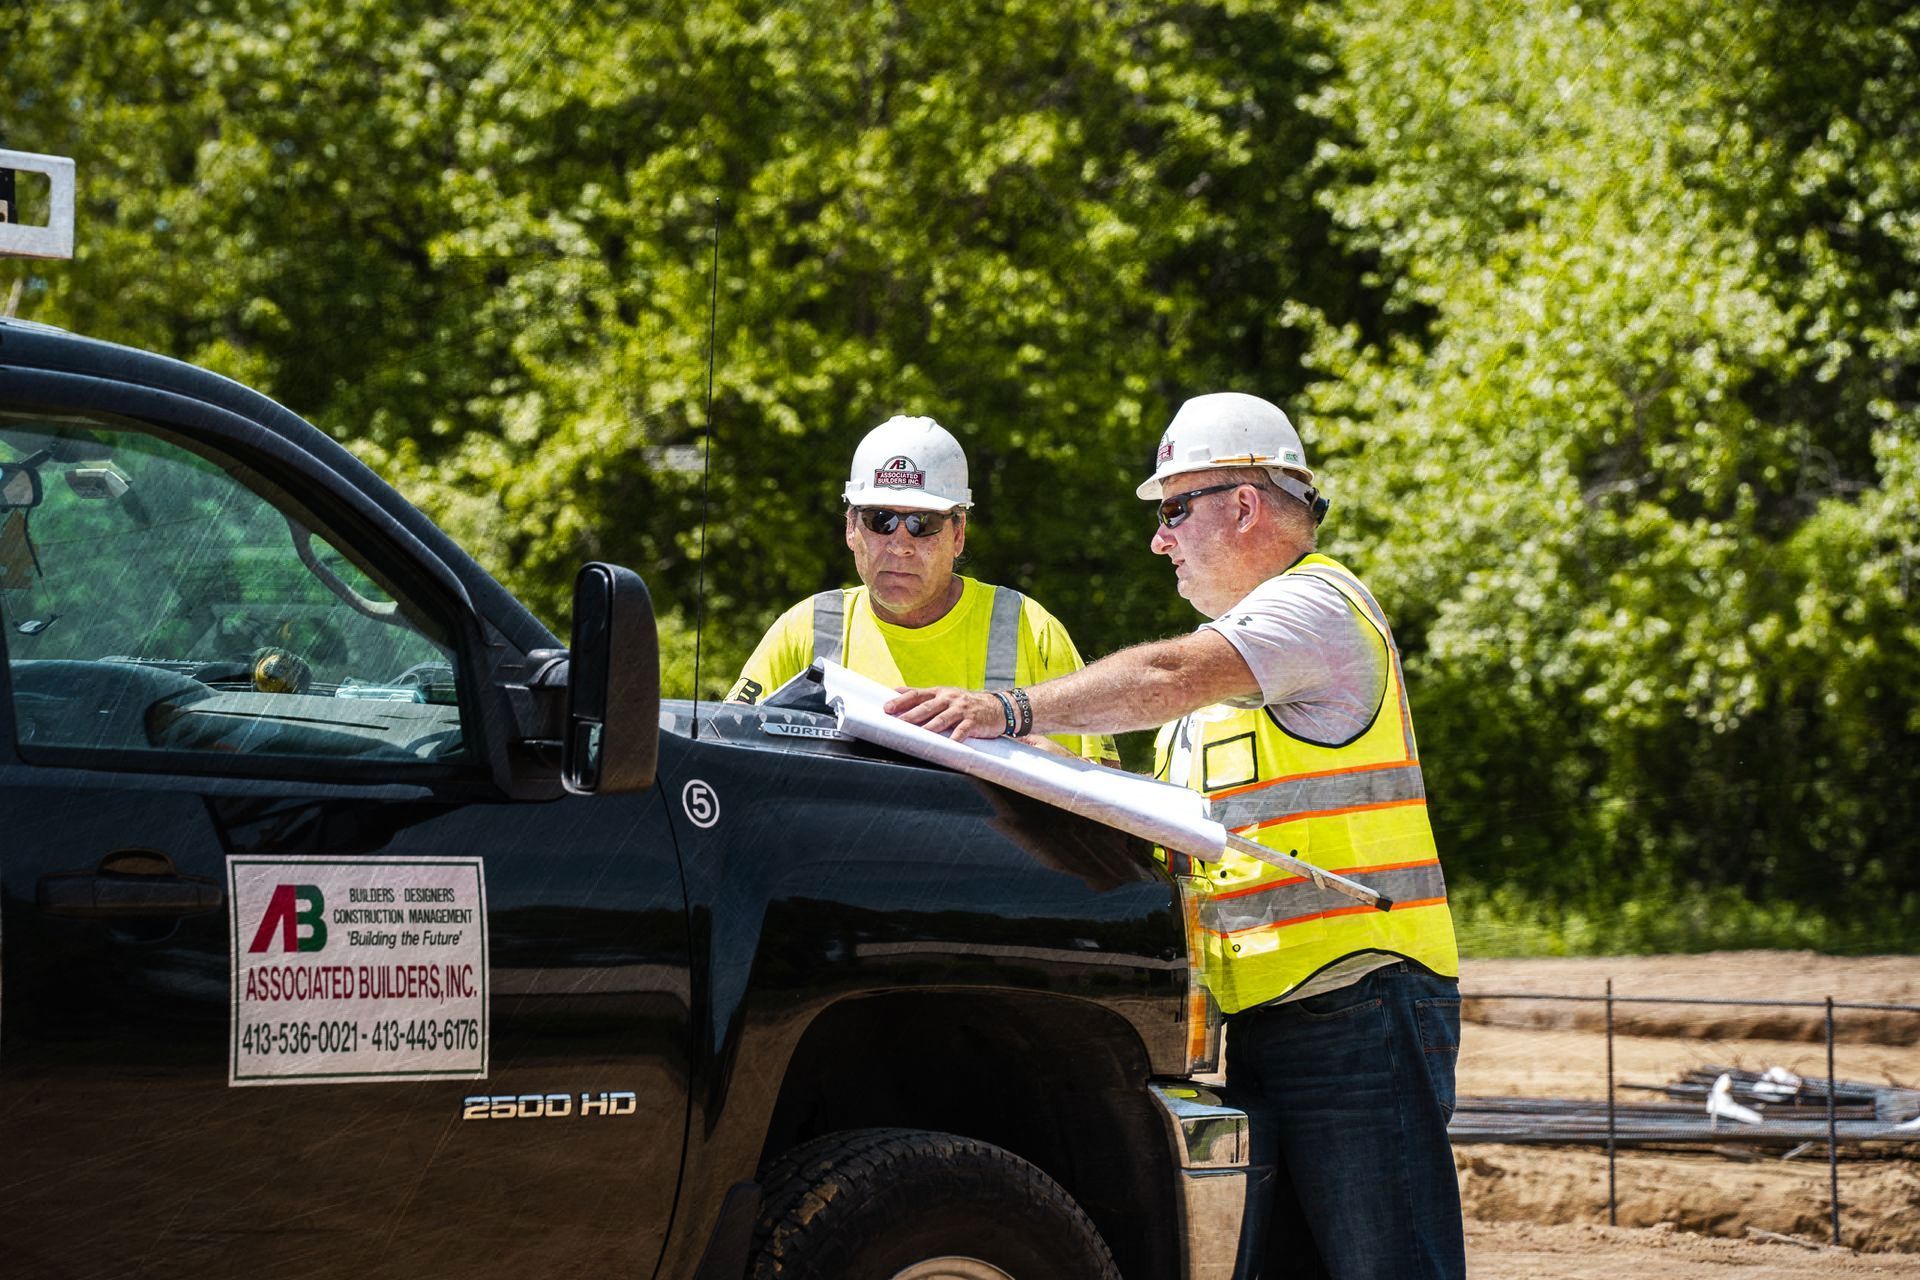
[563,563,660,794]
[0,462,43,510]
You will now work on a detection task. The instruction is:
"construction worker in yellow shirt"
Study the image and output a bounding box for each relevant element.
[727,414,1118,765]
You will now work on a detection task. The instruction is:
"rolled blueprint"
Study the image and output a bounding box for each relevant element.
[819,660,1229,858]
[820,660,1392,909]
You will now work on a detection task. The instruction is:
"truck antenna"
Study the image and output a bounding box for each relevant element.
[689,198,721,739]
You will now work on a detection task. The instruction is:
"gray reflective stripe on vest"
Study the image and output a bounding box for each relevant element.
[1200,861,1450,935]
[811,584,1021,685]
[1207,762,1427,831]
[983,587,1025,690]
[809,589,847,665]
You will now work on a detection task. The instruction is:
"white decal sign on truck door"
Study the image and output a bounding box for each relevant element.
[228,856,488,1086]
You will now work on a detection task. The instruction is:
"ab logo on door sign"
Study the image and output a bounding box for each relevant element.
[248,883,327,953]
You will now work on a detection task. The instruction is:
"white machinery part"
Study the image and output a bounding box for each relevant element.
[1706,1072,1765,1126]
[0,149,76,261]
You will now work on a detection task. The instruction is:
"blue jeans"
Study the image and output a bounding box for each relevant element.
[1225,962,1465,1280]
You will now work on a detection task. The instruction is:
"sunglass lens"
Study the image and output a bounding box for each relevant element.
[859,509,947,537]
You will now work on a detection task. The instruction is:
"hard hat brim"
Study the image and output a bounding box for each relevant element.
[843,483,970,512]
[1136,462,1314,502]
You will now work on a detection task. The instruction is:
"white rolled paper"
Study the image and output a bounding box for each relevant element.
[819,660,1229,859]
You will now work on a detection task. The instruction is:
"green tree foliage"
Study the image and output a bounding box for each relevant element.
[1296,0,1919,941]
[5,0,1915,947]
[407,0,1347,685]
[6,0,1345,683]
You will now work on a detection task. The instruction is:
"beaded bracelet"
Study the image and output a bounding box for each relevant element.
[1008,686,1034,737]
[990,689,1019,737]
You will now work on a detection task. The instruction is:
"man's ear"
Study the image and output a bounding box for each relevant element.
[1236,485,1264,532]
[951,511,967,555]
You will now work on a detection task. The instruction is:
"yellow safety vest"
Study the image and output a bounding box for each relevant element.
[1155,553,1458,1014]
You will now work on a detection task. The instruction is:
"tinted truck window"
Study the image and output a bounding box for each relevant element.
[0,412,465,764]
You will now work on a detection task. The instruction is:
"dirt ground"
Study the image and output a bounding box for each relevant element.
[1456,952,1920,1278]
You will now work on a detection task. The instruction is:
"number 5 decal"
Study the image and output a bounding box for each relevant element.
[681,779,720,829]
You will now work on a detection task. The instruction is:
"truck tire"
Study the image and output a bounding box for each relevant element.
[749,1128,1121,1280]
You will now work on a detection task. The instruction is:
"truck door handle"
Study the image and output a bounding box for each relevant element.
[37,853,223,919]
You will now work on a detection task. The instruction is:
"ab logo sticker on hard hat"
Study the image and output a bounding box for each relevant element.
[874,455,925,488]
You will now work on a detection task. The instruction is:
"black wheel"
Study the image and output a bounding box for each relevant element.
[749,1129,1121,1280]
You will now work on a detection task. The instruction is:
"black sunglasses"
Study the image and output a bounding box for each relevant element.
[853,507,954,538]
[1156,482,1253,529]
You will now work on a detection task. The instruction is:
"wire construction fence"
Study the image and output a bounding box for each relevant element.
[1451,985,1920,1248]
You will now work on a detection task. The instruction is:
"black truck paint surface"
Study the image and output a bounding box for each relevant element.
[0,316,1215,1279]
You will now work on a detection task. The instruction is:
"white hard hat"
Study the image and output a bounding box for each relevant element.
[1136,392,1315,501]
[844,415,973,511]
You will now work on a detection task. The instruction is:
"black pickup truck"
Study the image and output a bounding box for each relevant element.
[0,220,1250,1280]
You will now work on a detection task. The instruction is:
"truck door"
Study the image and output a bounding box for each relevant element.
[0,401,690,1277]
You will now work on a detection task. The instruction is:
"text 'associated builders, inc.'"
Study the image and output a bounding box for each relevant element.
[227,857,488,1086]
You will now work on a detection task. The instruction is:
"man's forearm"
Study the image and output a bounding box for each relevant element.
[1026,639,1209,734]
[886,628,1260,742]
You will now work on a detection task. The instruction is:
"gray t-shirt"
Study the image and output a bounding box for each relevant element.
[1201,571,1386,744]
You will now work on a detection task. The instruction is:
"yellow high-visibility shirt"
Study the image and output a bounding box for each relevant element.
[727,576,1119,764]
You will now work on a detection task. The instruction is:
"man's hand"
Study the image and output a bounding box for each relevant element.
[886,686,1007,741]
